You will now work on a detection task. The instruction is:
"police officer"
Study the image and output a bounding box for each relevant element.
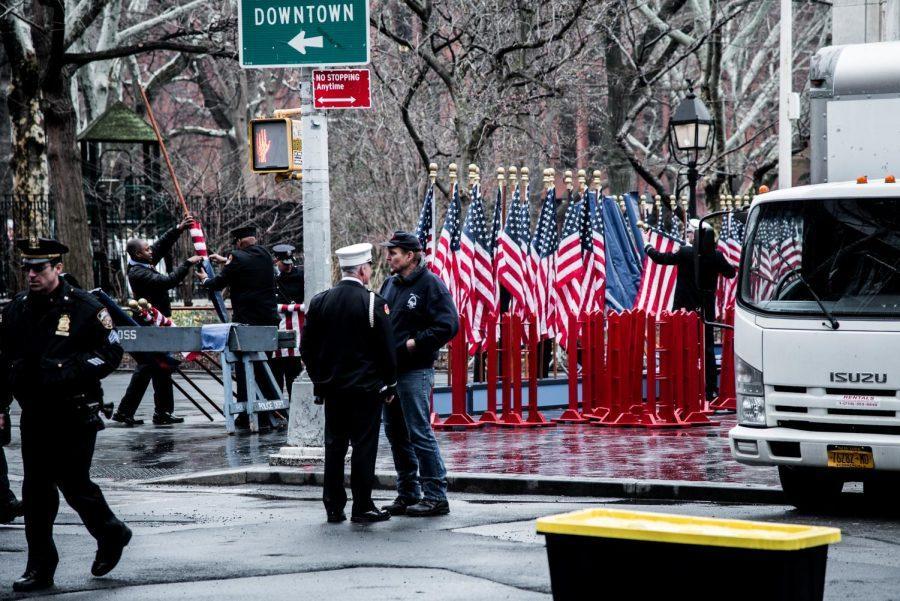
[196,226,279,326]
[113,215,202,426]
[301,243,396,524]
[378,231,458,517]
[271,244,304,396]
[0,238,130,592]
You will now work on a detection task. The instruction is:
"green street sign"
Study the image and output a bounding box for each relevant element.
[238,0,370,68]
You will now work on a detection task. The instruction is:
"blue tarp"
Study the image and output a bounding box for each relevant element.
[623,191,646,262]
[602,195,642,310]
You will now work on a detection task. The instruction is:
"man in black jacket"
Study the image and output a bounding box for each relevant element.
[112,216,201,427]
[1,238,130,592]
[645,224,737,400]
[378,231,458,518]
[301,243,396,524]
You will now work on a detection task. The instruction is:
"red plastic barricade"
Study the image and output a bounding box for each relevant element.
[555,314,589,423]
[710,307,736,412]
[434,314,483,430]
[480,314,501,423]
[497,314,528,427]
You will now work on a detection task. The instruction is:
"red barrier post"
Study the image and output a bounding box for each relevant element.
[556,314,588,423]
[498,313,527,427]
[480,314,501,423]
[673,311,714,426]
[599,311,642,427]
[590,312,608,420]
[710,307,736,411]
[523,320,555,427]
[434,315,484,430]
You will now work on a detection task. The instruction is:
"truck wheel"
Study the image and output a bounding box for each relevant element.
[864,474,900,514]
[778,466,843,511]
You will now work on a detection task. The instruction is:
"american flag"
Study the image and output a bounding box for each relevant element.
[749,219,777,302]
[530,187,559,338]
[518,183,537,319]
[579,191,607,315]
[553,195,585,350]
[487,185,503,320]
[433,182,463,307]
[189,219,228,323]
[715,211,744,319]
[415,184,435,265]
[459,184,494,353]
[276,303,304,358]
[497,185,529,314]
[635,227,681,315]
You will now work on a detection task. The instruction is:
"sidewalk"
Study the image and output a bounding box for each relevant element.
[1,372,778,490]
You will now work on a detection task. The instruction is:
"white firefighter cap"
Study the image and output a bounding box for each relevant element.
[335,243,373,268]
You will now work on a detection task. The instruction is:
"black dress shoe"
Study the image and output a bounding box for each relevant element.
[0,499,24,524]
[381,496,421,516]
[350,509,391,523]
[326,511,347,524]
[91,525,132,577]
[152,413,184,425]
[406,499,450,517]
[12,570,54,592]
[111,412,144,427]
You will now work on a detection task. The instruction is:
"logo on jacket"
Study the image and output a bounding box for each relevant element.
[406,294,418,310]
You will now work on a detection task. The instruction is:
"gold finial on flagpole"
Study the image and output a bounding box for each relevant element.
[577,169,587,193]
[564,169,573,192]
[448,163,458,189]
[592,170,602,191]
[428,163,438,185]
[508,165,519,192]
[497,166,506,185]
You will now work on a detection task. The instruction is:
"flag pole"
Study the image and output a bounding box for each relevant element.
[138,86,190,219]
[429,162,438,264]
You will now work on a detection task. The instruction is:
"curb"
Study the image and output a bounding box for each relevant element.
[142,466,786,504]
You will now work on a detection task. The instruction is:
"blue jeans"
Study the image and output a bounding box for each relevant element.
[383,368,448,502]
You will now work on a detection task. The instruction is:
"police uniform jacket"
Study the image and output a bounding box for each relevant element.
[275,266,304,304]
[379,265,459,373]
[0,280,124,410]
[203,244,279,325]
[127,227,191,317]
[301,279,397,398]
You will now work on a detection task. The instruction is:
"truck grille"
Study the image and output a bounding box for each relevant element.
[777,420,900,435]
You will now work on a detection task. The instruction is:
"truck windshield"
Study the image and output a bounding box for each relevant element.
[740,198,900,317]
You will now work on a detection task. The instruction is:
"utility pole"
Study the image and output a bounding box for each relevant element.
[778,0,793,189]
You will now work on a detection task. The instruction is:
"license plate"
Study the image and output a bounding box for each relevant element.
[827,445,874,469]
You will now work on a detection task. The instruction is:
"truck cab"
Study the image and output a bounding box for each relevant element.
[728,178,900,509]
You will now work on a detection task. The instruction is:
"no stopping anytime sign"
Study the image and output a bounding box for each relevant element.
[312,69,371,109]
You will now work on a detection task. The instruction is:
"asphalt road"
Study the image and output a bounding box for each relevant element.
[1,482,899,600]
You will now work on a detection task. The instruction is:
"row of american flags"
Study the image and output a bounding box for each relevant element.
[412,169,797,355]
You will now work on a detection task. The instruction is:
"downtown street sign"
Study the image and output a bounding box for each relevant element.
[239,0,370,68]
[312,69,371,109]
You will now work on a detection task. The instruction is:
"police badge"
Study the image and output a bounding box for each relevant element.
[56,314,71,336]
[97,308,114,330]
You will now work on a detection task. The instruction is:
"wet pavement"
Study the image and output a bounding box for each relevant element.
[1,371,779,488]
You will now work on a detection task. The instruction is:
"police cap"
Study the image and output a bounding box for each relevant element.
[379,230,422,252]
[16,238,69,266]
[272,243,295,263]
[230,226,257,242]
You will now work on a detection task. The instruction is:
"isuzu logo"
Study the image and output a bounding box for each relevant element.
[829,372,887,384]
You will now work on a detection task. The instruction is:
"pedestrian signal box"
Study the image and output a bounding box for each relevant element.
[249,118,302,174]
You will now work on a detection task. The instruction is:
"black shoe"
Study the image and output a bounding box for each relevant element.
[0,499,23,524]
[111,412,144,427]
[350,509,391,523]
[91,525,132,577]
[326,511,347,524]
[12,570,54,592]
[152,413,184,425]
[381,496,421,516]
[406,499,450,517]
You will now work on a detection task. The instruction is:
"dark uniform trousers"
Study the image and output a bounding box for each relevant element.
[270,357,303,397]
[118,363,174,417]
[323,394,383,516]
[20,410,123,572]
[0,448,15,506]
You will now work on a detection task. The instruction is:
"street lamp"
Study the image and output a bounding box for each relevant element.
[668,83,715,219]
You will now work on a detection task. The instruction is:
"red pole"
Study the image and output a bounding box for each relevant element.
[596,312,610,420]
[498,313,526,427]
[582,315,594,418]
[480,314,501,423]
[525,320,554,427]
[556,314,588,423]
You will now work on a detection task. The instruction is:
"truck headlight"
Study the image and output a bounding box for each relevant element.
[736,355,766,426]
[738,394,766,426]
[736,355,764,396]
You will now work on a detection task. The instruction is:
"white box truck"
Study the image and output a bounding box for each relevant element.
[727,42,900,509]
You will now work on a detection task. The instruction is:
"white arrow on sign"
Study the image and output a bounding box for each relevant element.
[320,97,356,103]
[288,30,324,55]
